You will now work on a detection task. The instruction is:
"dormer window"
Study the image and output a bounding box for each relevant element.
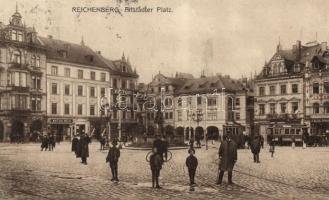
[58,50,68,58]
[85,55,94,62]
[122,65,126,72]
[11,30,23,42]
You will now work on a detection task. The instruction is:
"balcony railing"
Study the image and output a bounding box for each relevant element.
[10,86,30,93]
[266,113,302,121]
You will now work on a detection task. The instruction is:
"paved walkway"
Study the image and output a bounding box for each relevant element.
[0,142,328,200]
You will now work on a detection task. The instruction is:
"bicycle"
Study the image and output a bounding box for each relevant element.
[146,150,173,162]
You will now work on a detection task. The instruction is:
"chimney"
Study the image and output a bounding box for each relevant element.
[321,42,327,52]
[48,35,53,39]
[296,40,301,60]
[96,51,101,55]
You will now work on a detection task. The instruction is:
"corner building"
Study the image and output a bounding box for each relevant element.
[0,10,47,142]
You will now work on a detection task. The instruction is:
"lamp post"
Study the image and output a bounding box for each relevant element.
[189,109,203,140]
[100,96,111,146]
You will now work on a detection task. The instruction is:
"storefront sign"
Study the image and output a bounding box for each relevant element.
[49,118,73,124]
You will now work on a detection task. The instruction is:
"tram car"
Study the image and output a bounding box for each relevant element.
[266,124,308,146]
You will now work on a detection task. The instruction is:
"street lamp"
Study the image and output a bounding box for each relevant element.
[100,97,111,147]
[188,109,203,140]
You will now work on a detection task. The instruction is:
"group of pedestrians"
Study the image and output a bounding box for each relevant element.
[40,134,56,151]
[68,132,279,189]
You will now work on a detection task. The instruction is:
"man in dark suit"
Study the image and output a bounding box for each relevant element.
[216,133,237,185]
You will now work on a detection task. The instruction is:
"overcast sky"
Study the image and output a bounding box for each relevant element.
[1,0,329,82]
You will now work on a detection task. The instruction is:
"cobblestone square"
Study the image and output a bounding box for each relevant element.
[0,142,329,200]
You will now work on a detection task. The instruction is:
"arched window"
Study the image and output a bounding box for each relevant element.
[324,102,329,114]
[13,50,21,64]
[313,103,320,114]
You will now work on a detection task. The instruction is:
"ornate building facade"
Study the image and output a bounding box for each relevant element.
[255,40,329,143]
[142,73,254,144]
[0,10,47,142]
[0,9,140,142]
[174,75,253,143]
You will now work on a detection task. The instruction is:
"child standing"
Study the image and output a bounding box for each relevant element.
[106,140,120,182]
[150,147,163,189]
[186,148,198,185]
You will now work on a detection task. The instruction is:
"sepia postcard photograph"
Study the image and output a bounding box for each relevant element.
[0,0,329,199]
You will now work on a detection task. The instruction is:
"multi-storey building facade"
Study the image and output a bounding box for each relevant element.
[146,72,193,135]
[255,40,329,143]
[174,75,253,143]
[304,43,329,135]
[39,36,112,141]
[97,53,139,140]
[0,10,47,142]
[0,9,140,142]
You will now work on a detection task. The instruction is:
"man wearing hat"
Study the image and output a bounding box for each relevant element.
[216,132,237,185]
[106,139,121,181]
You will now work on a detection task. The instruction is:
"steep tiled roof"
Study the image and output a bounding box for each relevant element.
[96,55,138,78]
[175,75,249,95]
[38,36,107,68]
